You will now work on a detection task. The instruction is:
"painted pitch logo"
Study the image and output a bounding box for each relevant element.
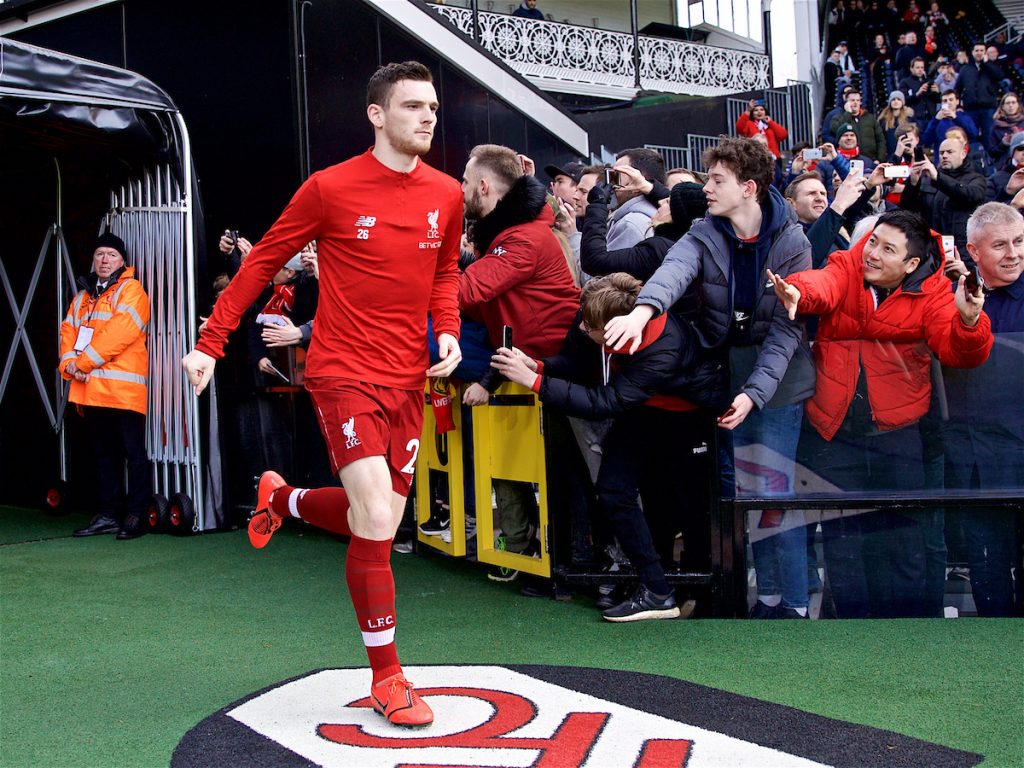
[172,665,982,768]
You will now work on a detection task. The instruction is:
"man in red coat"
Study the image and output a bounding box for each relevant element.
[768,209,992,618]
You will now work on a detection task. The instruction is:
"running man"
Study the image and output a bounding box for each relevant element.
[181,61,463,728]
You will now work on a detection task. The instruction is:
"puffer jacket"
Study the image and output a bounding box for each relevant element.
[786,233,993,441]
[637,186,815,410]
[534,311,729,417]
[59,265,149,415]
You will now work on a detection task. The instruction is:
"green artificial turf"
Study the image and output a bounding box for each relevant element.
[1,504,1022,767]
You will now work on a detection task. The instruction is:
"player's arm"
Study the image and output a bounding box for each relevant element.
[426,188,465,378]
[184,175,323,394]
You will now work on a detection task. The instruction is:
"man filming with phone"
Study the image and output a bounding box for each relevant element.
[901,136,988,264]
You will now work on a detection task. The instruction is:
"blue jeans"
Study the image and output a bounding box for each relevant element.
[734,403,808,609]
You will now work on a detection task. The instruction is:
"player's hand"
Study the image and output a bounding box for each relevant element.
[766,269,802,320]
[490,347,537,387]
[182,349,216,395]
[262,316,303,347]
[717,392,755,430]
[427,333,462,378]
[603,304,656,353]
[462,382,489,407]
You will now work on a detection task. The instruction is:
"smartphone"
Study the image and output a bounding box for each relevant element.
[803,147,822,161]
[717,406,736,424]
[502,325,513,350]
[229,229,239,245]
[941,235,955,262]
[964,265,982,294]
[264,361,291,384]
[604,168,619,187]
[884,165,911,179]
[849,159,865,175]
[913,145,926,162]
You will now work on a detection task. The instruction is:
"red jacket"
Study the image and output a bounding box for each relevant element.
[460,177,580,358]
[786,234,993,440]
[735,112,789,158]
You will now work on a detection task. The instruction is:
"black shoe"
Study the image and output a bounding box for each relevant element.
[602,584,680,622]
[595,584,619,610]
[116,513,147,540]
[778,606,810,619]
[73,515,120,537]
[748,600,783,619]
[418,511,450,537]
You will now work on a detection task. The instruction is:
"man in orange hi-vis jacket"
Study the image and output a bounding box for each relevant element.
[59,231,151,541]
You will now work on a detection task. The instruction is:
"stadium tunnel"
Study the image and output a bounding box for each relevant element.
[0,37,219,530]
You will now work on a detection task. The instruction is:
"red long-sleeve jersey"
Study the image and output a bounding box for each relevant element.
[197,150,463,390]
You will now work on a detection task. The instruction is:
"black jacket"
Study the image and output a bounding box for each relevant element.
[957,60,1004,110]
[900,162,988,264]
[537,311,728,419]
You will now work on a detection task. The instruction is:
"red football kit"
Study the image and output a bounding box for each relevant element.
[210,148,464,701]
[197,148,462,387]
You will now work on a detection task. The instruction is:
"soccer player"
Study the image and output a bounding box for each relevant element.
[181,61,463,728]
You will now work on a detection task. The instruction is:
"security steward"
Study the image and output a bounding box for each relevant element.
[60,232,152,539]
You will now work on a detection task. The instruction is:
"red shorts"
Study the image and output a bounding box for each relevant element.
[306,378,423,496]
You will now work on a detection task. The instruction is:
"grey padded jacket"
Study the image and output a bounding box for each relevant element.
[635,186,815,409]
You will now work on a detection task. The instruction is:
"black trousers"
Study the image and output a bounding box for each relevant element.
[83,406,151,522]
[596,407,715,592]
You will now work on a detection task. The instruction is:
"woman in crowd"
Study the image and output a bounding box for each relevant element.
[989,92,1024,164]
[878,90,917,155]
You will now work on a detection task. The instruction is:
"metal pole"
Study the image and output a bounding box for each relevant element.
[630,0,641,90]
[470,0,480,43]
[762,0,773,87]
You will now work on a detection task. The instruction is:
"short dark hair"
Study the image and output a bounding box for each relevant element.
[875,209,933,263]
[581,273,642,329]
[845,89,861,100]
[910,56,926,67]
[367,61,433,108]
[580,163,608,177]
[784,172,824,200]
[615,147,666,184]
[702,136,775,204]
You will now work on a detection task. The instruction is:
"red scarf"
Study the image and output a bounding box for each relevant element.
[261,283,295,316]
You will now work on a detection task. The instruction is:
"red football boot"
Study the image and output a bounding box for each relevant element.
[370,673,434,727]
[247,471,287,549]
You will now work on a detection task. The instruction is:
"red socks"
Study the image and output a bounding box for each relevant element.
[346,535,401,685]
[269,486,352,537]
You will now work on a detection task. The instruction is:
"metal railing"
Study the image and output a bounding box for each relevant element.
[429,3,770,98]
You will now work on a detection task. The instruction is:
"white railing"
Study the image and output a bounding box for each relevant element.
[430,5,770,99]
[985,17,1023,44]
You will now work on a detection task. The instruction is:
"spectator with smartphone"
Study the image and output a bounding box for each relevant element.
[899,58,941,126]
[768,210,992,617]
[603,137,816,619]
[458,143,581,579]
[940,202,1024,617]
[605,148,666,250]
[921,90,979,156]
[957,42,1004,148]
[735,99,789,158]
[989,92,1024,164]
[901,136,988,263]
[490,273,727,621]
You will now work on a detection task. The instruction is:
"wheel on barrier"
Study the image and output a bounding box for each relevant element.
[146,494,169,534]
[166,492,196,536]
[44,480,70,516]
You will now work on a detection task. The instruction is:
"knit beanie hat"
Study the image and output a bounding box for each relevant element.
[92,231,127,260]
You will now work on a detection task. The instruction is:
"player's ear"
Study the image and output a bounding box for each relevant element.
[367,103,385,129]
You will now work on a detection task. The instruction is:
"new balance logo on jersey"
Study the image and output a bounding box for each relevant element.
[342,417,361,449]
[426,209,440,239]
[355,215,376,241]
[492,246,507,256]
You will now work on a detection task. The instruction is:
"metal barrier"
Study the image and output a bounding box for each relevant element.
[415,381,551,579]
[104,158,204,529]
[642,143,690,170]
